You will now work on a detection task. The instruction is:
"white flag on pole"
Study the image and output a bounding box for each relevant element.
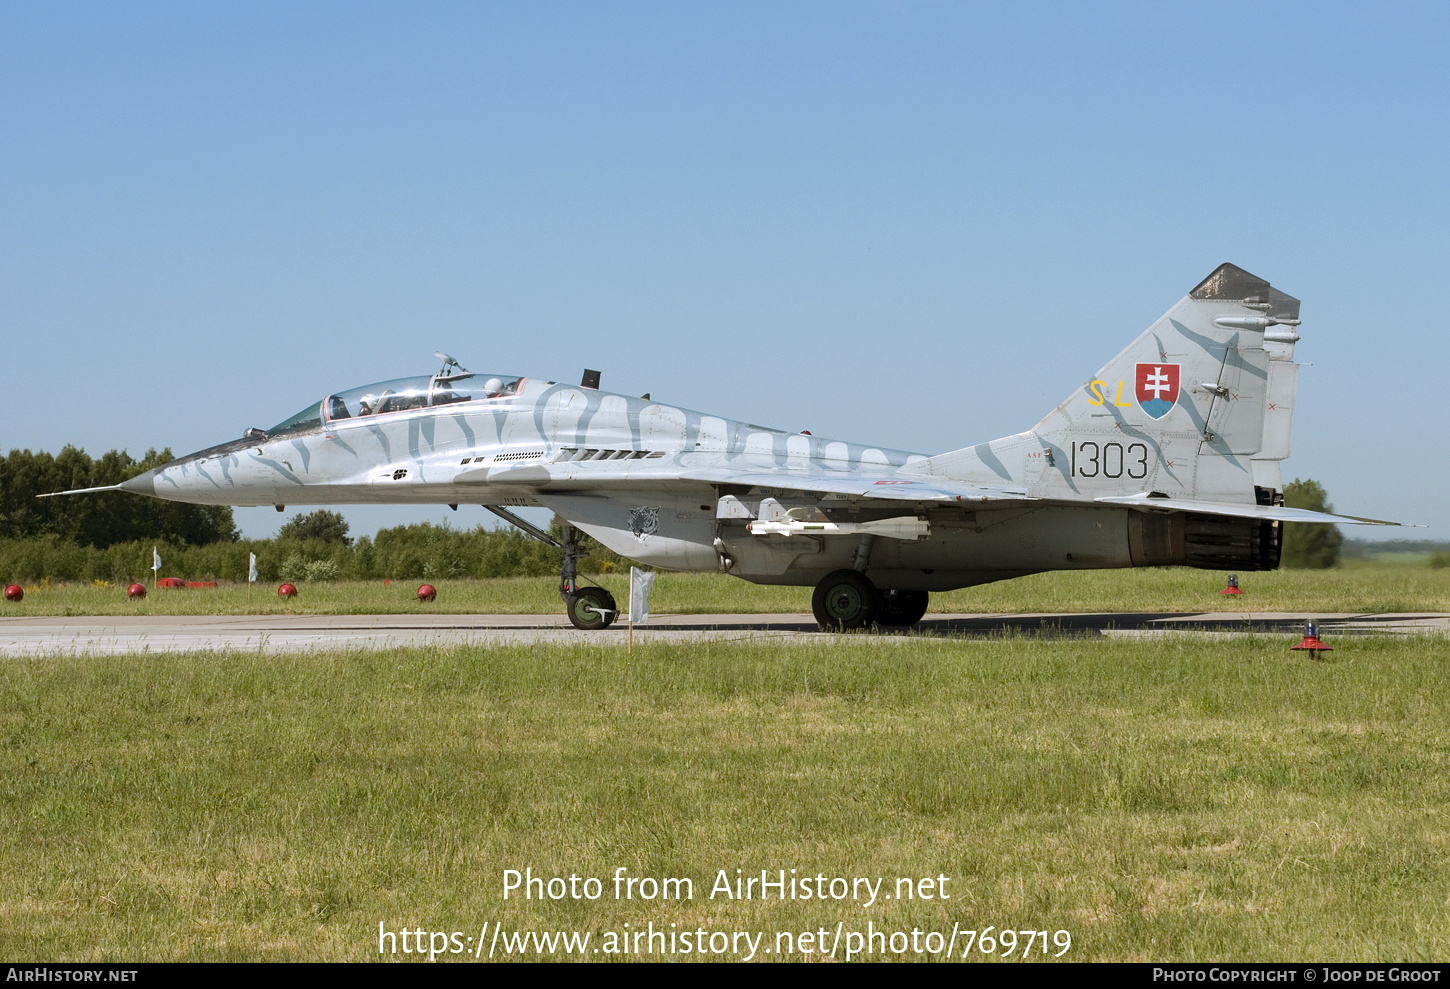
[152,547,162,573]
[248,553,258,583]
[629,567,656,624]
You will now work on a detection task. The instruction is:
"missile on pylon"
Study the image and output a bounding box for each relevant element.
[747,515,930,540]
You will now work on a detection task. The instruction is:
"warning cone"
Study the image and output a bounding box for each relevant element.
[1290,620,1332,653]
[1220,573,1244,595]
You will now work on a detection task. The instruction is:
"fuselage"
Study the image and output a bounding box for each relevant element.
[118,363,1260,589]
[127,374,928,509]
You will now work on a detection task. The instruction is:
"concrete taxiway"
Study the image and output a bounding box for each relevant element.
[1,612,1446,656]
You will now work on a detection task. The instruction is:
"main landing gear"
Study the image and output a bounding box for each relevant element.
[811,569,930,631]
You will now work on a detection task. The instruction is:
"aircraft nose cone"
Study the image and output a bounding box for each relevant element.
[119,472,156,497]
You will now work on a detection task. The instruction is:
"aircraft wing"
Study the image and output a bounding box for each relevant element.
[674,468,1033,504]
[478,461,1402,524]
[1093,493,1403,526]
[472,460,1034,504]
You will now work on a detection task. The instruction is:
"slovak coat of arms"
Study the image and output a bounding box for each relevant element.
[1135,363,1180,420]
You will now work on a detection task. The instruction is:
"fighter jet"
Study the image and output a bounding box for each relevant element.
[47,263,1398,629]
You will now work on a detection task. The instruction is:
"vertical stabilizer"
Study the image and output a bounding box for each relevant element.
[910,263,1303,509]
[1025,263,1301,507]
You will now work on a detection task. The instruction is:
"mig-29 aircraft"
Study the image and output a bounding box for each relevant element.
[48,263,1397,629]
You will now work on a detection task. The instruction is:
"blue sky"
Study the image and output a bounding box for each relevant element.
[3,1,1446,540]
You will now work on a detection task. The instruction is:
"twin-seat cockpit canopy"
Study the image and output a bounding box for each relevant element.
[266,372,526,436]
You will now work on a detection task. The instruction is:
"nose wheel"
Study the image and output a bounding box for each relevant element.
[566,586,617,630]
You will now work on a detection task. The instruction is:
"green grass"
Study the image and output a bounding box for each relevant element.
[1341,552,1439,568]
[5,566,1450,617]
[3,634,1448,961]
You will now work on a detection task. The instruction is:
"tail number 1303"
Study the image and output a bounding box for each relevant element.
[1071,441,1149,479]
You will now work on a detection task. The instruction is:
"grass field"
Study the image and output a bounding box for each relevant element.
[3,631,1448,962]
[6,565,1450,617]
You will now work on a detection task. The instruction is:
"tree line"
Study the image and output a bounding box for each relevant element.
[0,497,625,582]
[1280,478,1343,569]
[0,520,626,583]
[1,447,238,547]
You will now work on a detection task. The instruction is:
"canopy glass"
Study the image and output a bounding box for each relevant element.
[266,373,525,435]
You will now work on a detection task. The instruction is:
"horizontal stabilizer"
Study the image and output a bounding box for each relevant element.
[1093,493,1403,526]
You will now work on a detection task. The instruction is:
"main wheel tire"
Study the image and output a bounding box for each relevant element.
[566,587,616,630]
[875,588,929,627]
[812,569,878,631]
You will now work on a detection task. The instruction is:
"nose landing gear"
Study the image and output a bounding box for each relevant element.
[558,521,617,630]
[483,505,617,630]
